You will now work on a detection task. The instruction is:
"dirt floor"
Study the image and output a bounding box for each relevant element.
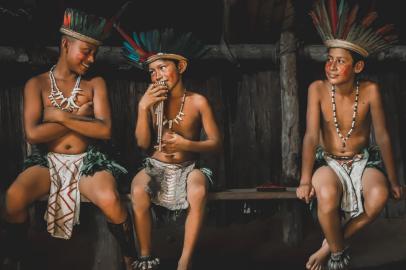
[2,202,406,270]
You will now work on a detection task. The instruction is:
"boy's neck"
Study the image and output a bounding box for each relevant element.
[53,59,79,81]
[169,82,186,98]
[332,79,357,95]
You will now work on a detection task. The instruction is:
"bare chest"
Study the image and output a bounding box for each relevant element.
[155,99,201,139]
[320,93,370,130]
[42,81,93,110]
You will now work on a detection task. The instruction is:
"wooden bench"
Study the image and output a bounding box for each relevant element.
[207,187,297,200]
[40,188,298,202]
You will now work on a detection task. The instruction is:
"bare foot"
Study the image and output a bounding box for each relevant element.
[306,239,330,270]
[177,258,192,270]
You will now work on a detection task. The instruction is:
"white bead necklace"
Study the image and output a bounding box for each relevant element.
[331,81,360,150]
[48,65,82,112]
[161,91,186,130]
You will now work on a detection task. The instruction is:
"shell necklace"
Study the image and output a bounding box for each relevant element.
[330,80,359,150]
[48,65,82,112]
[162,92,186,130]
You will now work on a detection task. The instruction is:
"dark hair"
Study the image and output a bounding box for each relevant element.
[349,51,365,67]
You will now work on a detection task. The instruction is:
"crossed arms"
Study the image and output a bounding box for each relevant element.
[23,76,112,144]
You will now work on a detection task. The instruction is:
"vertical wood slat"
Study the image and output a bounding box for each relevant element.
[0,84,25,191]
[224,71,281,188]
[279,0,302,246]
[379,72,406,217]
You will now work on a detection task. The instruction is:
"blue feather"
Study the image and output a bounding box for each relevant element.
[132,32,142,47]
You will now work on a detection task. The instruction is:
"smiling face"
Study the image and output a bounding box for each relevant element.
[325,47,364,86]
[62,36,98,75]
[148,59,187,90]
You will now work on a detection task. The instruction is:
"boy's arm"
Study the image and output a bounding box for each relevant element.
[135,106,154,150]
[43,77,112,140]
[369,84,401,198]
[164,95,222,153]
[24,77,70,144]
[135,83,168,150]
[297,83,321,203]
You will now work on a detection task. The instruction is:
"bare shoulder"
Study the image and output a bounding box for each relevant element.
[84,76,107,95]
[187,91,211,108]
[359,80,382,108]
[24,72,48,94]
[361,80,380,98]
[308,80,325,99]
[86,76,107,88]
[87,75,106,84]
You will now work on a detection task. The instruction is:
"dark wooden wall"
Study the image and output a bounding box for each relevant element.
[1,58,406,206]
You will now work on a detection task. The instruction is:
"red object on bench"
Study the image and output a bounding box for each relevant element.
[256,182,287,192]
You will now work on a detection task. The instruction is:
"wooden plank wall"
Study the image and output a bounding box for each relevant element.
[101,65,283,191]
[1,60,406,206]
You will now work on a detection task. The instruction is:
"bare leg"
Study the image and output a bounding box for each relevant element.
[131,169,153,257]
[5,166,51,222]
[306,166,343,270]
[80,171,133,269]
[178,169,207,270]
[341,168,389,239]
[306,168,389,270]
[3,166,50,265]
[310,168,389,268]
[79,171,127,223]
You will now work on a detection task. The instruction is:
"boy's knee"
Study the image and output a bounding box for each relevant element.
[316,187,340,213]
[364,188,389,217]
[131,185,151,209]
[317,185,340,201]
[131,184,149,200]
[187,184,207,203]
[93,190,121,210]
[5,185,28,214]
[368,186,389,203]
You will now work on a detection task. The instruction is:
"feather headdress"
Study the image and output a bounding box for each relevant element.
[309,0,397,57]
[114,25,208,70]
[60,8,109,46]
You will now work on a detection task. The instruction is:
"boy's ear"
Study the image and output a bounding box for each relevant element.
[354,60,365,74]
[177,60,188,74]
[61,36,70,51]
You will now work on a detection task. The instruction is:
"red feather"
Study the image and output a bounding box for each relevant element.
[342,3,359,38]
[361,12,378,28]
[103,1,132,36]
[383,34,397,42]
[113,24,149,61]
[376,24,394,35]
[309,11,321,26]
[328,0,338,35]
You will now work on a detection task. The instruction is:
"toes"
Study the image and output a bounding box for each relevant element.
[306,259,314,269]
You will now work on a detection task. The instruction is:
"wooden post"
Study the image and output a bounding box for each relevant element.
[2,45,406,66]
[279,0,302,246]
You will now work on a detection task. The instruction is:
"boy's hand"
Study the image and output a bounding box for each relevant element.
[75,101,94,117]
[43,106,64,123]
[390,183,402,200]
[296,183,315,204]
[138,83,168,110]
[162,131,187,153]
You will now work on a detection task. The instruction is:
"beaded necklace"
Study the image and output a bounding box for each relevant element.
[330,81,359,150]
[161,91,186,130]
[48,65,82,112]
